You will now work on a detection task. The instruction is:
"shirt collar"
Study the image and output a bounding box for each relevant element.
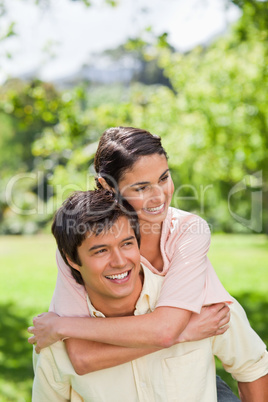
[86,264,163,318]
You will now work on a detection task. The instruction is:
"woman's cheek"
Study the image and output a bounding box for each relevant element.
[122,193,144,211]
[168,179,175,198]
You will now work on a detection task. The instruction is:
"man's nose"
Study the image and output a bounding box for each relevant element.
[110,248,127,268]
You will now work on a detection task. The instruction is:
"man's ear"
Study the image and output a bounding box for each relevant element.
[98,177,113,191]
[66,255,80,272]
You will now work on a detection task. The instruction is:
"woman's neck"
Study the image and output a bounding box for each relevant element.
[139,221,162,237]
[139,222,163,272]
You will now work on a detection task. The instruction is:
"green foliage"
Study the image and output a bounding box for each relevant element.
[0,81,95,234]
[0,1,267,233]
[155,2,268,231]
[231,0,268,33]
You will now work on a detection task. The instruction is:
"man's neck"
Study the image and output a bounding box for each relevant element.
[87,271,144,318]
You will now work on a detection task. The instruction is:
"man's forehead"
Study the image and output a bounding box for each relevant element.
[85,216,135,242]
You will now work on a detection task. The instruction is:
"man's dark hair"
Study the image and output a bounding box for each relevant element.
[52,189,140,285]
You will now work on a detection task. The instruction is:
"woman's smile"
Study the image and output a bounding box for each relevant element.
[143,203,166,215]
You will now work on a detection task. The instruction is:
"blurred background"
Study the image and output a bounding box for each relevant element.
[0,0,267,400]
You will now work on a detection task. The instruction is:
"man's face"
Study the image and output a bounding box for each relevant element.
[70,216,142,314]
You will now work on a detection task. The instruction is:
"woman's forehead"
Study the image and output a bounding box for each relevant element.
[119,154,169,185]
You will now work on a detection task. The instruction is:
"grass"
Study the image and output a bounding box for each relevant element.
[0,233,267,401]
[0,235,57,402]
[209,234,268,397]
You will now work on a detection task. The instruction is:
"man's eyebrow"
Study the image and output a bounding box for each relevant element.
[120,235,136,242]
[130,169,170,187]
[88,236,136,252]
[89,244,107,252]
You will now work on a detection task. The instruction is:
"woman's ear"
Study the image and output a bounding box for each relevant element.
[98,176,113,191]
[66,255,80,272]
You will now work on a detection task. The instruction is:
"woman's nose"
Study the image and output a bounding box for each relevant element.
[150,185,164,201]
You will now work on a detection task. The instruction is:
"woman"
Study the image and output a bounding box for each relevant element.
[29,127,237,400]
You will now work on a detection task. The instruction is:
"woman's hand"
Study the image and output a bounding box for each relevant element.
[177,303,230,343]
[28,312,62,353]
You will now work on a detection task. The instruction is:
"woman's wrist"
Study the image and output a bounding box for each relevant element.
[57,317,68,341]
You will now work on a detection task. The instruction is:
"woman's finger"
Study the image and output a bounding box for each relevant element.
[215,325,229,335]
[28,335,36,344]
[27,326,35,334]
[218,310,231,326]
[216,306,230,323]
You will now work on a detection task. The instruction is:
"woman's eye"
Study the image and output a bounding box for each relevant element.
[135,186,147,192]
[160,175,169,183]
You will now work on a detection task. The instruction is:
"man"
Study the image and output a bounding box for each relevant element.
[32,190,268,402]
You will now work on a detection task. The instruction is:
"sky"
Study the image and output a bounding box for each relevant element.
[0,0,241,83]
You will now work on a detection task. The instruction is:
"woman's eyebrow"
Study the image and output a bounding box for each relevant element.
[130,181,149,187]
[130,169,170,187]
[159,169,170,179]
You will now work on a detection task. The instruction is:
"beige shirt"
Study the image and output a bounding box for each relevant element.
[33,267,268,402]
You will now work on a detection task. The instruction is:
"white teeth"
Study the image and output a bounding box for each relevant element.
[145,204,164,212]
[106,271,129,280]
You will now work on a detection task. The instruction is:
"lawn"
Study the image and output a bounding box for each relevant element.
[0,234,267,401]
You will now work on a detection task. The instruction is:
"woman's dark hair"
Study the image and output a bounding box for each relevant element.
[52,189,140,285]
[94,126,168,190]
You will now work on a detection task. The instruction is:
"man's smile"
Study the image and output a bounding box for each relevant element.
[105,269,131,281]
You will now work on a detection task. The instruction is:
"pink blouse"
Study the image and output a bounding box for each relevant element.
[50,207,233,316]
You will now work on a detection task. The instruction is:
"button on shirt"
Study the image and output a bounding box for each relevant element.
[33,266,268,402]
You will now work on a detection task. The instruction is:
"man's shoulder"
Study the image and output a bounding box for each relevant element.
[136,265,164,313]
[142,264,164,287]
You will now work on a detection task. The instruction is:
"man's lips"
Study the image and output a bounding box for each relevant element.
[105,270,131,281]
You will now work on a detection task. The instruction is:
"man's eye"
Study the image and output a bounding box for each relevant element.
[123,241,133,247]
[95,249,107,255]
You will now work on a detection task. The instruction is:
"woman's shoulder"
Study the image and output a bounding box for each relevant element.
[161,208,211,263]
[163,207,211,244]
[167,207,210,229]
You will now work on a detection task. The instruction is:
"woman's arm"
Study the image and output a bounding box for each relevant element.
[156,216,213,312]
[49,250,88,317]
[29,307,192,349]
[65,303,230,375]
[65,338,159,375]
[28,304,229,375]
[28,303,230,351]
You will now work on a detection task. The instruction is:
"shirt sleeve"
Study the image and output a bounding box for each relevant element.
[32,348,71,402]
[49,249,89,317]
[212,299,268,382]
[156,216,211,313]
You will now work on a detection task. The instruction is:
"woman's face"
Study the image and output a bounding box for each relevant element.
[118,154,174,226]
